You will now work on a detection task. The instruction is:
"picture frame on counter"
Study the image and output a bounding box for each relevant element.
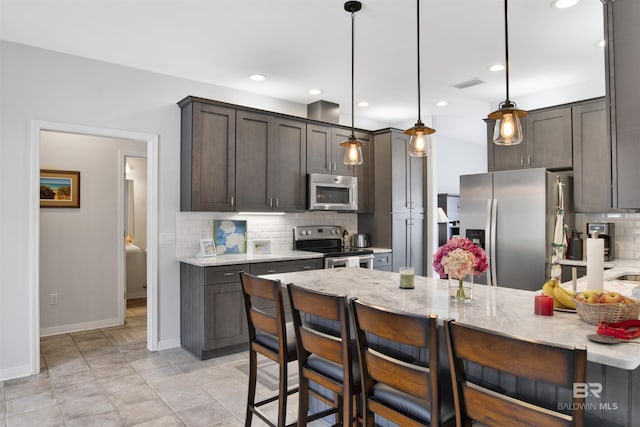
[40,169,80,208]
[198,238,216,257]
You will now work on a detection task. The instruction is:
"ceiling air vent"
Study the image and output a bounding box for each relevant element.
[452,78,485,90]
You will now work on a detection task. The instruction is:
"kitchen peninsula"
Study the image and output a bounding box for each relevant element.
[264,267,640,427]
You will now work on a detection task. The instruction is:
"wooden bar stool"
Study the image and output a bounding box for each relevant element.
[350,299,455,427]
[287,284,361,426]
[444,320,587,427]
[239,272,298,427]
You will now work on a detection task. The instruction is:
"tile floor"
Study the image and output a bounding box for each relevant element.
[0,299,309,427]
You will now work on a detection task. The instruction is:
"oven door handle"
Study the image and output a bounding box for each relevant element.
[326,254,374,267]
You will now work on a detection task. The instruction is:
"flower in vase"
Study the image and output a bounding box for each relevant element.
[433,237,488,300]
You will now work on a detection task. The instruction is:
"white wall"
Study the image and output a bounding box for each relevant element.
[433,115,488,195]
[40,131,146,333]
[127,156,148,250]
[0,40,323,380]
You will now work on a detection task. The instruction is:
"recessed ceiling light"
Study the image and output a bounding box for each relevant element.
[358,101,369,107]
[489,64,505,72]
[436,100,448,107]
[551,0,579,9]
[308,88,323,95]
[248,74,266,81]
[596,39,606,48]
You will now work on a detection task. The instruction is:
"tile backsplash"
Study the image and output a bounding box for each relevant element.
[176,211,358,258]
[576,212,640,260]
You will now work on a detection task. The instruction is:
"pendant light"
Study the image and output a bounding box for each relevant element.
[405,0,435,157]
[340,1,364,166]
[488,0,527,145]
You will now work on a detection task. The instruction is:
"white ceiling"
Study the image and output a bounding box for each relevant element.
[1,0,605,134]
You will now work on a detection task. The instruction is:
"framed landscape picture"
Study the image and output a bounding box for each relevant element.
[40,169,80,208]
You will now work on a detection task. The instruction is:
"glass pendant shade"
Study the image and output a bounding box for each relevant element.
[340,136,364,165]
[406,122,435,157]
[488,103,527,145]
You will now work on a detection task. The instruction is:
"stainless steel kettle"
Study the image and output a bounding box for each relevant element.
[351,233,370,248]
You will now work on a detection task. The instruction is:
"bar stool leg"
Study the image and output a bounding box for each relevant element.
[245,350,257,427]
[277,361,288,427]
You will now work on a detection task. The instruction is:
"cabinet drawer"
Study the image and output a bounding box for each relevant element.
[204,264,250,285]
[250,259,322,275]
[373,252,392,269]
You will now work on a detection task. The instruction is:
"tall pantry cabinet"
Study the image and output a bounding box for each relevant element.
[358,129,427,275]
[604,0,640,208]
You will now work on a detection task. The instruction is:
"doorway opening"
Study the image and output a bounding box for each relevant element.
[30,120,159,375]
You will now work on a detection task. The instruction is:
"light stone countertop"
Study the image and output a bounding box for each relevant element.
[178,250,324,267]
[561,258,640,296]
[263,267,640,371]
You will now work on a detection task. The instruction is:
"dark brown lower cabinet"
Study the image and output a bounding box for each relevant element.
[180,258,323,360]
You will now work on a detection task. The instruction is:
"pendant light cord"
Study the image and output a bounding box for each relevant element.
[416,0,421,123]
[350,9,356,139]
[504,0,510,103]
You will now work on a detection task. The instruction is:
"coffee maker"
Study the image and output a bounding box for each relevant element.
[586,222,615,261]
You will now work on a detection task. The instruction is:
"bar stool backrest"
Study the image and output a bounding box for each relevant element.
[444,320,587,427]
[351,299,445,427]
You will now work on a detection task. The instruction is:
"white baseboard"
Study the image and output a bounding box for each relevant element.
[40,317,121,337]
[0,364,33,382]
[126,291,147,300]
[156,337,181,351]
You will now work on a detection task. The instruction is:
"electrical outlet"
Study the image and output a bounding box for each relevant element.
[50,293,58,305]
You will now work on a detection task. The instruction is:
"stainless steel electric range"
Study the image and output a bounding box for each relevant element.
[293,225,373,269]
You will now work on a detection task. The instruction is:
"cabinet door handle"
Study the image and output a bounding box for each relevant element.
[327,162,332,171]
[303,266,312,269]
[267,269,277,273]
[269,198,273,208]
[334,162,337,171]
[223,272,235,276]
[230,196,235,206]
[276,198,279,208]
[520,157,524,167]
[527,155,531,165]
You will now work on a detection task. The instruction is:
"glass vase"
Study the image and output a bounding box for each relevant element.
[449,275,473,302]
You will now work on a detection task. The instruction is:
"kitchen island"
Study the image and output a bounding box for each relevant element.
[264,267,640,427]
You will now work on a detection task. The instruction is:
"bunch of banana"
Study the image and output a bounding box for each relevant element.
[542,277,576,309]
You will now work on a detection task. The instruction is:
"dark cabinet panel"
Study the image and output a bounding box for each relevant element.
[272,118,307,212]
[181,258,323,360]
[526,107,572,169]
[354,131,373,213]
[360,129,426,274]
[180,102,236,211]
[204,282,247,350]
[236,112,307,212]
[605,0,640,208]
[236,110,271,211]
[572,100,610,212]
[306,124,332,174]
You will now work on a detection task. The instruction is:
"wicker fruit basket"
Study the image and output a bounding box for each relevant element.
[574,298,640,325]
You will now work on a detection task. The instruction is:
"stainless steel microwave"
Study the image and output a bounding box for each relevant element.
[307,173,358,211]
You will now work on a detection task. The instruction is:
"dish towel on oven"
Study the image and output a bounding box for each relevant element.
[347,256,360,267]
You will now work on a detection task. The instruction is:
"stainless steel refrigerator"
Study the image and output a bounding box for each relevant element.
[459,168,573,291]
